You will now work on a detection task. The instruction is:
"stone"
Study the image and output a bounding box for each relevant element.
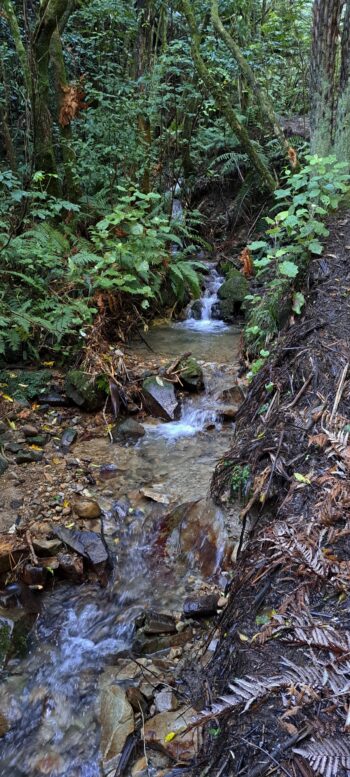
[0,607,36,666]
[0,456,8,476]
[0,422,7,435]
[132,757,148,776]
[74,497,101,520]
[100,675,134,764]
[220,405,239,421]
[65,370,106,411]
[22,424,39,437]
[60,428,78,448]
[154,688,178,713]
[133,628,192,657]
[38,391,69,407]
[190,300,203,320]
[183,593,219,619]
[54,526,108,568]
[137,611,177,635]
[142,376,180,422]
[21,564,47,587]
[100,464,118,481]
[178,357,204,392]
[218,384,245,404]
[15,450,43,464]
[126,686,147,712]
[33,538,63,556]
[111,418,145,442]
[216,270,249,322]
[57,552,84,582]
[144,705,200,761]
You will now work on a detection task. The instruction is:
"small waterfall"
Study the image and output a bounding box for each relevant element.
[146,400,220,440]
[177,265,228,333]
[199,267,223,322]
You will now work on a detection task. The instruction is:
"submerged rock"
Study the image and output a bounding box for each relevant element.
[54,526,108,568]
[179,356,204,392]
[111,418,145,442]
[65,370,106,411]
[142,376,180,421]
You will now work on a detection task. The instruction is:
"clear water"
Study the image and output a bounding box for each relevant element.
[0,264,241,776]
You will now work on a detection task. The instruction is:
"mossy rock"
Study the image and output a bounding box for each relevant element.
[179,357,204,392]
[64,370,107,411]
[217,269,249,302]
[0,369,52,402]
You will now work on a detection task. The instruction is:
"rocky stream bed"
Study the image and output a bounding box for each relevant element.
[0,267,245,776]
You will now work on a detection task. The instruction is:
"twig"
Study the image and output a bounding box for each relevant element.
[285,373,312,409]
[264,431,284,501]
[138,701,149,773]
[102,396,113,442]
[25,530,38,565]
[331,361,349,421]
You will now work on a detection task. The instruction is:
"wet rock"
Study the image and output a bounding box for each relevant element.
[15,450,43,464]
[22,424,39,437]
[156,498,227,577]
[218,384,245,404]
[142,376,180,422]
[0,607,36,665]
[190,300,203,320]
[57,551,84,582]
[112,496,130,520]
[220,405,239,421]
[60,427,77,448]
[178,357,204,392]
[144,705,200,761]
[126,686,147,712]
[21,564,47,587]
[100,463,118,481]
[111,418,145,442]
[100,673,134,764]
[33,538,63,556]
[154,688,178,713]
[183,593,219,619]
[137,611,177,635]
[38,391,69,407]
[73,497,101,520]
[0,616,11,667]
[65,369,106,411]
[0,456,8,476]
[54,526,108,568]
[133,628,192,656]
[216,270,248,321]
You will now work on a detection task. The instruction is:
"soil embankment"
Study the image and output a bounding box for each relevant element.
[195,212,350,776]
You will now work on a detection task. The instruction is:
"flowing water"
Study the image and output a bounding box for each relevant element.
[0,264,241,777]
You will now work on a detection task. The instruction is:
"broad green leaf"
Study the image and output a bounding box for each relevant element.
[279,260,299,278]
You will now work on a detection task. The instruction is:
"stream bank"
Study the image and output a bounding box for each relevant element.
[0,264,244,776]
[193,212,350,777]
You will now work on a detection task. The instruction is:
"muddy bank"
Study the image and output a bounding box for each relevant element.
[193,213,350,776]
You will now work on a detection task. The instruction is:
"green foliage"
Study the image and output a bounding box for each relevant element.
[230,464,251,499]
[0,177,205,356]
[245,156,350,355]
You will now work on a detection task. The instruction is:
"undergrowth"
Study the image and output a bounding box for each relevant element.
[244,155,350,369]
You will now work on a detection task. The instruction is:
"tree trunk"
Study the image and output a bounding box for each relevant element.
[310,0,345,155]
[32,0,70,192]
[0,57,17,171]
[334,0,350,160]
[211,0,296,168]
[50,27,81,200]
[180,0,276,192]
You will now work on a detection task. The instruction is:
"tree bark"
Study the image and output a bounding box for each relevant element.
[50,27,81,200]
[310,0,345,155]
[180,0,276,192]
[211,0,295,168]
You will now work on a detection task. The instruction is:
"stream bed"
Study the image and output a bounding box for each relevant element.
[0,269,241,777]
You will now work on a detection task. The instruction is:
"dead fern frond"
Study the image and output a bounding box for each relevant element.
[293,736,350,776]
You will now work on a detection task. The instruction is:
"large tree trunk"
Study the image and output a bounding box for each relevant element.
[334,0,350,160]
[310,0,345,155]
[180,0,276,192]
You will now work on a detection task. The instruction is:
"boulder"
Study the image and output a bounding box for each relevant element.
[216,269,249,321]
[64,370,107,411]
[142,376,180,421]
[111,418,145,442]
[144,705,200,761]
[179,357,204,392]
[190,300,203,320]
[100,674,134,764]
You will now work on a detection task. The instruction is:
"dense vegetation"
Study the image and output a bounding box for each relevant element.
[1,0,350,362]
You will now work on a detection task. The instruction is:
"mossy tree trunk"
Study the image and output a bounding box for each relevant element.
[211,0,295,168]
[180,0,276,193]
[310,0,345,156]
[50,28,81,200]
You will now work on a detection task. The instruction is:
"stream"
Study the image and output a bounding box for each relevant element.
[0,265,241,777]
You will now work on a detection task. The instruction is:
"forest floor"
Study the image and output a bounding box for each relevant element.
[193,211,350,777]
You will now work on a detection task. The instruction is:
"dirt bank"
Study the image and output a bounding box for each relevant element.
[194,212,350,776]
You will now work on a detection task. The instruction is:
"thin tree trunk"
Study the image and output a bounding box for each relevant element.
[180,0,276,192]
[211,0,295,168]
[50,27,81,200]
[0,57,17,171]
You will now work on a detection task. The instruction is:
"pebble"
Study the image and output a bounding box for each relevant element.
[22,424,39,437]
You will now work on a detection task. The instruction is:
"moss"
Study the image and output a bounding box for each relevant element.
[0,619,12,667]
[0,369,52,402]
[64,370,107,411]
